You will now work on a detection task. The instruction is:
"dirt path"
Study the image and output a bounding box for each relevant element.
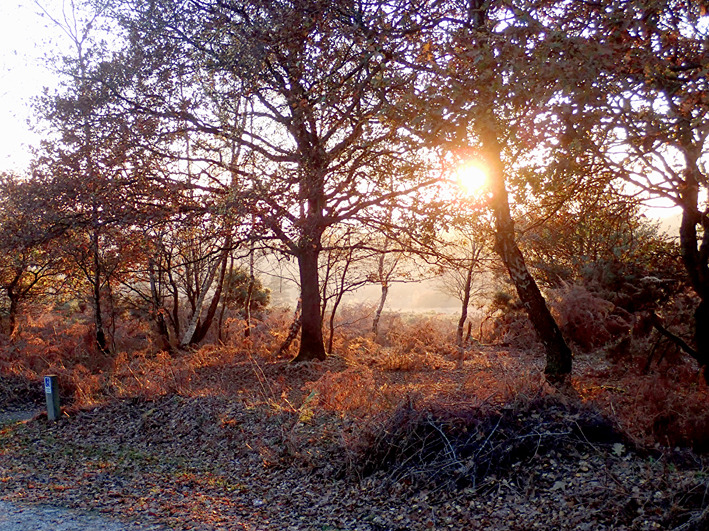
[0,501,167,530]
[1,411,167,530]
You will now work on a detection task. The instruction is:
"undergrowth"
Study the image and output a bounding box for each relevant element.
[1,299,708,456]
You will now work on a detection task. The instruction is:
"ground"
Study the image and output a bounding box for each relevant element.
[1,344,708,530]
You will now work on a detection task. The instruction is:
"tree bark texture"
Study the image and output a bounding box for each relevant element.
[91,230,109,355]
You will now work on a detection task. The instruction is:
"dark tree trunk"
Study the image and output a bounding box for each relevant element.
[6,290,18,336]
[480,120,572,379]
[91,230,109,355]
[456,259,475,369]
[244,247,255,338]
[677,150,709,381]
[293,243,327,362]
[168,270,181,340]
[673,120,709,380]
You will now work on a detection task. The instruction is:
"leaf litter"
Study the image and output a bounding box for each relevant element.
[0,352,708,530]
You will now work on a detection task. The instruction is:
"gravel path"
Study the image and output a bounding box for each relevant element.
[0,501,166,530]
[0,409,39,423]
[1,412,166,530]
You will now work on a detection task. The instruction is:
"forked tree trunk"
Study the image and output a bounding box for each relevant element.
[191,240,231,345]
[293,243,327,362]
[480,119,572,379]
[179,255,222,348]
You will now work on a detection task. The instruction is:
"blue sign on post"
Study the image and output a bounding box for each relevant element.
[44,375,60,421]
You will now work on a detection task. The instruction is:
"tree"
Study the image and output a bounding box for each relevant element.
[552,0,709,378]
[32,0,166,354]
[435,212,495,366]
[319,227,371,354]
[100,0,438,361]
[521,187,680,294]
[392,0,577,377]
[0,175,64,334]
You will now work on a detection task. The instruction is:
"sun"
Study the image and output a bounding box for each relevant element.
[455,161,489,196]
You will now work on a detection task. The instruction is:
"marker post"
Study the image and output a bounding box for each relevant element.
[44,375,60,421]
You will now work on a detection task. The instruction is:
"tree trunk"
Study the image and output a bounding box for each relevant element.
[148,258,171,352]
[179,255,221,348]
[293,243,327,362]
[456,259,474,369]
[371,240,391,339]
[191,241,231,345]
[91,230,109,355]
[677,136,709,382]
[6,288,18,337]
[327,288,346,355]
[244,246,255,338]
[678,199,709,380]
[372,281,389,340]
[480,119,572,379]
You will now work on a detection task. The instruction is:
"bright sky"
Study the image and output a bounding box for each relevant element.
[0,1,66,174]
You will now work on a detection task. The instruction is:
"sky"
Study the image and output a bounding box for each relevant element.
[0,1,67,174]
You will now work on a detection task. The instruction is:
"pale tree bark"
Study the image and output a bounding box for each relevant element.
[277,298,302,357]
[372,278,389,340]
[179,253,223,348]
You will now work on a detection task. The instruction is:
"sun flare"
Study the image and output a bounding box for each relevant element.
[455,161,489,196]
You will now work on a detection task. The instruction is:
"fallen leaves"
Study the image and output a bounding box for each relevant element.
[0,392,707,530]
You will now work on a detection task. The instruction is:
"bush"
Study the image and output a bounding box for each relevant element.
[349,395,626,488]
